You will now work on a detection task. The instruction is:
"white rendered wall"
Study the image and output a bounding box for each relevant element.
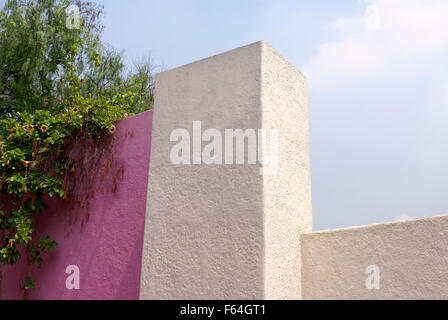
[138,41,448,300]
[261,43,312,299]
[140,41,312,299]
[301,215,448,300]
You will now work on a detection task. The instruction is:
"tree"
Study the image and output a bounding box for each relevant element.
[0,0,154,118]
[76,43,156,115]
[0,0,83,116]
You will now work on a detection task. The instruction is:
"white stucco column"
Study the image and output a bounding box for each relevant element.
[140,41,312,299]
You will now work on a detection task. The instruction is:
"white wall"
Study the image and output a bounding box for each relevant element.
[301,215,448,299]
[139,41,448,300]
[140,41,312,299]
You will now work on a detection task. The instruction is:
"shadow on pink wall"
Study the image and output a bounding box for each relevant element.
[0,110,153,300]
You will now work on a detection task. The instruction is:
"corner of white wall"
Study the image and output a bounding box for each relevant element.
[139,41,312,299]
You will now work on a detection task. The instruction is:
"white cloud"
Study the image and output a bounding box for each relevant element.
[304,0,448,87]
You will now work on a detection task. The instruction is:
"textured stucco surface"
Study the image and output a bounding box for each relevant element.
[301,215,448,300]
[140,41,311,299]
[261,43,312,299]
[0,110,153,300]
[2,41,447,301]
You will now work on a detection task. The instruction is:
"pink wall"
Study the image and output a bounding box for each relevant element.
[0,110,153,300]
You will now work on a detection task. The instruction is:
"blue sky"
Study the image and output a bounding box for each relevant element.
[98,0,358,68]
[3,0,448,230]
[98,0,448,231]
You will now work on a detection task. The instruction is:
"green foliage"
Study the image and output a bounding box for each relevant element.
[78,47,156,115]
[0,0,84,116]
[0,0,155,118]
[0,0,148,298]
[23,276,35,299]
[0,89,129,294]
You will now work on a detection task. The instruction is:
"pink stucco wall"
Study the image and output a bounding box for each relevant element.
[0,110,153,300]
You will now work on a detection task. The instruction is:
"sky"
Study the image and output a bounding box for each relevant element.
[3,0,448,231]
